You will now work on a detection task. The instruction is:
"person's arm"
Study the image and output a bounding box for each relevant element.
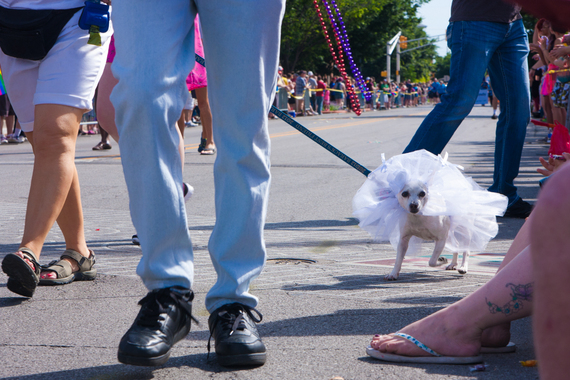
[551,44,570,59]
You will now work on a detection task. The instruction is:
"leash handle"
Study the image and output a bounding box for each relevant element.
[194,53,371,177]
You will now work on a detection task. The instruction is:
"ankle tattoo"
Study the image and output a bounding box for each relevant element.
[486,283,533,316]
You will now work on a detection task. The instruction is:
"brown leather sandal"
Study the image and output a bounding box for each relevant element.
[39,249,96,286]
[1,247,41,297]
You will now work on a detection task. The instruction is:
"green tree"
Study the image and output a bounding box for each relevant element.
[433,53,451,79]
[280,0,436,81]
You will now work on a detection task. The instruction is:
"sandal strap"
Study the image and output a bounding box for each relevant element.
[18,247,40,275]
[42,259,73,278]
[61,249,96,272]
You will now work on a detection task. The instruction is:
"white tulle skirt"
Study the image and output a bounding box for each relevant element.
[352,150,508,255]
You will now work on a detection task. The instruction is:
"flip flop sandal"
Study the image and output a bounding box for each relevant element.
[39,249,96,286]
[197,137,207,153]
[200,147,216,155]
[1,247,41,297]
[366,333,483,364]
[480,342,516,354]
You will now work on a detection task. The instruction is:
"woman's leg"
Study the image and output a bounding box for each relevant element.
[370,245,533,357]
[20,104,88,261]
[96,63,119,142]
[542,93,554,125]
[195,86,215,152]
[531,163,570,379]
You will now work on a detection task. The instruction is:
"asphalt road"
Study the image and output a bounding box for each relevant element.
[0,104,545,379]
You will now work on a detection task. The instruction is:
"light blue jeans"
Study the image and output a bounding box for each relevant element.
[111,0,285,312]
[404,20,530,206]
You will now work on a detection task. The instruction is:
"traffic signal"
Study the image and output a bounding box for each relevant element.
[381,70,387,77]
[399,35,408,49]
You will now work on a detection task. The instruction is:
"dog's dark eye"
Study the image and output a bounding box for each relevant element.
[402,191,409,198]
[419,191,426,198]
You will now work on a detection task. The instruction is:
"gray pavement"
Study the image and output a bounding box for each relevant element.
[0,104,544,379]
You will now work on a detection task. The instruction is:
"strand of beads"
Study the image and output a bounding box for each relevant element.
[313,0,361,115]
[329,0,371,101]
[323,0,361,115]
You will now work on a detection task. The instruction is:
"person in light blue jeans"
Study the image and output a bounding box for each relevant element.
[404,19,531,218]
[110,0,285,368]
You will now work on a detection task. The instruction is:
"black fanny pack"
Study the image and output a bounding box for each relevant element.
[0,6,82,61]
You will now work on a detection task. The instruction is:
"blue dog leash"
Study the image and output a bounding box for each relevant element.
[194,53,371,177]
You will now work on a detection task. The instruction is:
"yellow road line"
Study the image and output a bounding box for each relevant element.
[78,112,427,161]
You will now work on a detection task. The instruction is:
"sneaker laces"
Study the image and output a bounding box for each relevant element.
[137,287,198,328]
[207,304,263,359]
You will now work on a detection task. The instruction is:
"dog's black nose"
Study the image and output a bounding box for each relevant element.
[409,203,419,214]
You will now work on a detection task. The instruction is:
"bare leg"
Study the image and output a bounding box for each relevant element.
[20,105,87,260]
[542,93,554,125]
[552,106,565,125]
[480,210,533,346]
[370,245,533,357]
[5,114,14,136]
[195,86,215,152]
[531,163,570,379]
[96,63,119,142]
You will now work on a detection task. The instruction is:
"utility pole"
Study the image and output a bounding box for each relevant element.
[396,42,400,83]
[386,31,401,82]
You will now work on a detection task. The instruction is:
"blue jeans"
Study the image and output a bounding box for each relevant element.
[403,20,530,206]
[316,96,324,114]
[111,0,285,312]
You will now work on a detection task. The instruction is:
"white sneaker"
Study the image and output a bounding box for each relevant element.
[183,182,194,202]
[0,136,7,144]
[8,135,26,143]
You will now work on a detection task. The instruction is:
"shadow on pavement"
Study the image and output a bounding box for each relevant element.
[1,353,248,380]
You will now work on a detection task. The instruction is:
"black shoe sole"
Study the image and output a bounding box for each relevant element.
[217,352,266,367]
[117,351,171,367]
[2,254,38,297]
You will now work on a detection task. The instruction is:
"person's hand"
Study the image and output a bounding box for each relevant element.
[530,43,542,53]
[100,0,111,4]
[537,152,570,176]
[539,36,549,50]
[551,45,570,58]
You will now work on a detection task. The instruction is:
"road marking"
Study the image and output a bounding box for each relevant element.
[76,112,428,161]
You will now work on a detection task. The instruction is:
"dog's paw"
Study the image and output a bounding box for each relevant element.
[430,256,448,267]
[445,263,457,271]
[384,273,399,281]
[457,266,468,275]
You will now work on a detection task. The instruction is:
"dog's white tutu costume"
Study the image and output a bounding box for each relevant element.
[353,150,508,255]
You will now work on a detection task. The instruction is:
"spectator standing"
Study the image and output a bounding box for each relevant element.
[315,75,326,115]
[295,70,308,115]
[307,71,317,112]
[0,93,14,144]
[404,0,532,219]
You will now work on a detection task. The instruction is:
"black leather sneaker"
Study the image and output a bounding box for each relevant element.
[208,303,266,367]
[503,198,533,219]
[118,286,197,366]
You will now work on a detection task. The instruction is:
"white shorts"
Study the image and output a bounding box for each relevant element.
[183,92,194,110]
[0,10,112,132]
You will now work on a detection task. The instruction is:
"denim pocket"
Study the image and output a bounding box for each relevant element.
[446,22,453,50]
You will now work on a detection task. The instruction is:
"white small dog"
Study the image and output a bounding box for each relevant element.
[385,180,469,280]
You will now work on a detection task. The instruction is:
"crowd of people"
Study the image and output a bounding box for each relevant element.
[274,69,449,115]
[1,0,570,378]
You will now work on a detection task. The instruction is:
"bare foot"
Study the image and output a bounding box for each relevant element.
[15,251,37,271]
[40,250,89,280]
[481,322,511,348]
[370,305,482,358]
